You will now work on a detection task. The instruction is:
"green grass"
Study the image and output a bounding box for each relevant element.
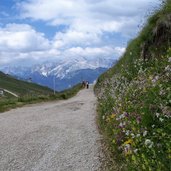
[0,83,82,112]
[95,1,171,170]
[0,71,53,96]
[0,71,82,112]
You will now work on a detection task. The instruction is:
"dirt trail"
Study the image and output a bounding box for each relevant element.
[3,89,19,97]
[0,86,101,171]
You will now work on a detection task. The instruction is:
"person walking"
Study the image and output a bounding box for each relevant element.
[86,81,89,89]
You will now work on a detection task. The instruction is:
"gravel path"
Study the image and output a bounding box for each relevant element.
[0,86,102,171]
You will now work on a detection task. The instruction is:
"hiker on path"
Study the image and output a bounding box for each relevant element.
[82,80,86,88]
[86,81,89,89]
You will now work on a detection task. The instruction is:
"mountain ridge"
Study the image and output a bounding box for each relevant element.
[1,57,116,91]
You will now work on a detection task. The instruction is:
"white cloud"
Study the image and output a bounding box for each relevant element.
[0,22,123,66]
[0,0,161,67]
[63,46,125,59]
[0,24,50,52]
[18,0,161,35]
[53,30,101,48]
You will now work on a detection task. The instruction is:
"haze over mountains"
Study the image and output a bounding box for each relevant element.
[1,57,116,91]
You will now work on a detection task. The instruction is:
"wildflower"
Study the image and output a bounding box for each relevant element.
[143,130,148,137]
[112,139,116,144]
[149,76,153,80]
[111,113,116,119]
[116,117,120,121]
[119,113,125,119]
[136,134,140,137]
[159,118,164,122]
[145,139,153,148]
[133,149,138,153]
[131,133,135,138]
[124,144,132,156]
[119,122,125,128]
[125,130,130,136]
[165,65,170,71]
[159,90,164,95]
[168,57,171,62]
[152,125,155,128]
[152,76,159,84]
[125,112,129,117]
[124,139,133,145]
[136,116,141,124]
[156,113,160,118]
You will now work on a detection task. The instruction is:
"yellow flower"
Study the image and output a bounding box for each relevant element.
[125,150,132,156]
[149,76,153,80]
[106,116,110,122]
[112,139,116,144]
[124,139,133,145]
[111,113,116,119]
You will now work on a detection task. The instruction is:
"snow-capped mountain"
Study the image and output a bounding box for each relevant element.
[1,57,116,91]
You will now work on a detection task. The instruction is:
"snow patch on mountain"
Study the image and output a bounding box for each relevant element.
[0,56,116,91]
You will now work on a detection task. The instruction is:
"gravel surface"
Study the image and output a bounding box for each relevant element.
[0,86,102,171]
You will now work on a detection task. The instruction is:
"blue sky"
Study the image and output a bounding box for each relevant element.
[0,0,161,67]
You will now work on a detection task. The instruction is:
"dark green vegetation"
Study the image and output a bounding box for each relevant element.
[0,71,82,112]
[95,1,171,171]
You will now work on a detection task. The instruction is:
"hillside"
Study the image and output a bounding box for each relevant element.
[0,71,53,97]
[0,71,82,112]
[95,1,171,170]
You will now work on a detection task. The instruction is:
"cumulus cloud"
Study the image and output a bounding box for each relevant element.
[0,0,161,67]
[18,0,160,34]
[0,24,53,66]
[0,24,50,52]
[0,23,122,66]
[64,46,125,59]
[53,30,101,48]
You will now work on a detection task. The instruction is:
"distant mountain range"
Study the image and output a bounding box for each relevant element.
[1,57,116,91]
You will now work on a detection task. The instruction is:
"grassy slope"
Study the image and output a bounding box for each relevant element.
[0,71,53,96]
[95,1,171,171]
[0,71,82,112]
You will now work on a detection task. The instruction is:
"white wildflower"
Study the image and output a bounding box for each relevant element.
[120,113,125,119]
[143,130,148,137]
[131,133,135,138]
[125,130,130,136]
[136,134,140,137]
[119,122,123,127]
[133,149,138,153]
[165,65,170,71]
[116,117,120,121]
[159,118,164,122]
[168,57,171,62]
[156,113,160,118]
[145,139,153,148]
